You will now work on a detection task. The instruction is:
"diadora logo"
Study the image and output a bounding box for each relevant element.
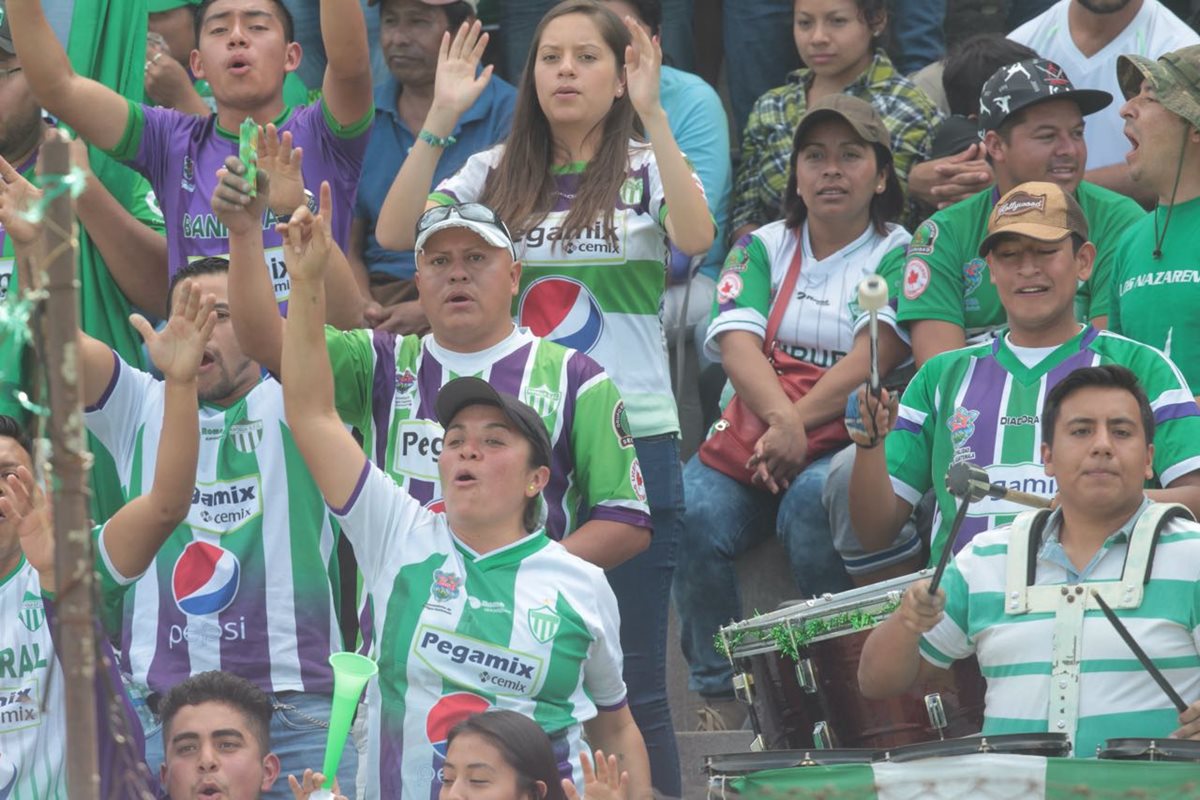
[0,679,40,734]
[172,541,241,616]
[414,625,544,697]
[392,419,445,481]
[187,477,263,534]
[519,277,605,354]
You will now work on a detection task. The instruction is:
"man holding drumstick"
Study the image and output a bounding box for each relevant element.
[859,364,1200,756]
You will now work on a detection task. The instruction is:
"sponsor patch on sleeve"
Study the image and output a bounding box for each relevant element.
[716,272,743,303]
[903,259,931,301]
[907,220,938,256]
[612,400,634,448]
[630,459,647,502]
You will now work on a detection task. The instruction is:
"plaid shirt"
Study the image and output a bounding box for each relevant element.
[732,49,943,231]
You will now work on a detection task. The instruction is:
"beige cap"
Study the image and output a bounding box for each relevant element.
[979,181,1089,257]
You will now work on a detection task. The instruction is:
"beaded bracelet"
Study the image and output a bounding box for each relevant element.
[418,129,457,149]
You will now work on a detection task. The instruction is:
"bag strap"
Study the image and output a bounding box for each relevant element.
[762,232,804,356]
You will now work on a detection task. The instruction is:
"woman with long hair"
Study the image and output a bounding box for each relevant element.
[674,95,911,728]
[375,3,713,795]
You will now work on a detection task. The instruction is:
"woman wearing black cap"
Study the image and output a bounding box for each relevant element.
[274,194,650,800]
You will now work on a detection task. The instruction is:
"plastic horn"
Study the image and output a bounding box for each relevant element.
[320,652,378,786]
[857,276,888,398]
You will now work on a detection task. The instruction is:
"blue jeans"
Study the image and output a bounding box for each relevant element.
[673,453,851,697]
[605,434,683,798]
[890,0,946,74]
[723,0,802,140]
[140,689,359,799]
[281,0,390,91]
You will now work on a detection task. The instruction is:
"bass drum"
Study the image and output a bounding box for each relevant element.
[721,571,986,751]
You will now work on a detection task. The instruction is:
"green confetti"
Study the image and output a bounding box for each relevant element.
[19,168,88,224]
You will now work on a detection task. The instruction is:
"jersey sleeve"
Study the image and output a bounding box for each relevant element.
[581,568,628,709]
[896,218,967,327]
[326,326,377,430]
[919,554,974,667]
[564,353,653,530]
[128,173,165,235]
[430,147,500,206]
[330,460,433,586]
[105,102,188,184]
[647,146,707,232]
[94,521,139,639]
[83,351,160,476]
[885,358,940,505]
[703,233,773,361]
[1127,342,1200,486]
[851,244,911,344]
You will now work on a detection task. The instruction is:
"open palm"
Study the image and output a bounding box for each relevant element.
[134,279,217,383]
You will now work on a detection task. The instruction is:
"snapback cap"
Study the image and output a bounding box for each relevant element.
[979,181,1089,257]
[793,93,892,151]
[435,377,552,469]
[979,58,1111,132]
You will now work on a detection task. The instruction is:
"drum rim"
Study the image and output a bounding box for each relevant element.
[878,732,1072,763]
[1097,737,1200,760]
[705,748,882,774]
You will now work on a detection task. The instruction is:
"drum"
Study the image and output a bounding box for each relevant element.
[1097,738,1200,762]
[718,570,986,751]
[705,749,877,799]
[880,732,1071,762]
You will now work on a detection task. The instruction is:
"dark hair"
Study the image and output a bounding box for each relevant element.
[195,0,296,44]
[380,0,475,30]
[0,416,33,459]
[1042,365,1156,446]
[479,1,637,248]
[158,671,274,756]
[607,0,661,35]
[942,35,1038,118]
[799,0,888,38]
[446,710,568,800]
[166,256,229,317]
[782,117,903,233]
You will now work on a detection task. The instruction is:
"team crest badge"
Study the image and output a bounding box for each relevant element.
[527,605,562,644]
[228,419,263,454]
[948,406,980,449]
[524,386,562,418]
[431,570,462,602]
[18,591,44,633]
[612,400,634,448]
[962,258,986,297]
[394,369,417,407]
[619,177,645,205]
[907,221,938,256]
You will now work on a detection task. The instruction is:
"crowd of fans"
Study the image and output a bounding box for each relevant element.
[1,0,1200,797]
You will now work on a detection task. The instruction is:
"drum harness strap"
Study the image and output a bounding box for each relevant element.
[1002,503,1190,754]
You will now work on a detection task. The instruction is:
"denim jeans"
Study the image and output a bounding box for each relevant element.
[890,0,946,75]
[673,452,851,697]
[605,434,684,798]
[281,0,390,91]
[139,688,359,799]
[723,0,802,140]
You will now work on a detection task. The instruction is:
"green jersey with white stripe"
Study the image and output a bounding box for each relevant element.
[334,464,626,799]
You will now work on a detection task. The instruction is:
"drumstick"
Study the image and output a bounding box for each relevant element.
[928,494,970,596]
[857,276,888,399]
[945,462,1053,509]
[1092,592,1188,713]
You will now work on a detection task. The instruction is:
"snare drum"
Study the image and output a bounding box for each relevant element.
[718,571,985,751]
[880,732,1071,762]
[1097,738,1200,762]
[705,749,877,799]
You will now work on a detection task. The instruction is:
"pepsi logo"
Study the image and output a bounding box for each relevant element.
[518,277,605,354]
[426,692,491,757]
[172,541,241,616]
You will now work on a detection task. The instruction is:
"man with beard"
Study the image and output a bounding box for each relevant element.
[897,58,1145,367]
[349,0,515,335]
[1009,0,1198,202]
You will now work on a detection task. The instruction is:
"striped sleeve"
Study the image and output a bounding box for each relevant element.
[885,358,940,505]
[326,326,377,431]
[703,233,773,361]
[581,564,628,709]
[920,554,974,667]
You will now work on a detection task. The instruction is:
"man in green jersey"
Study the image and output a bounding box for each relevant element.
[860,364,1200,756]
[1109,46,1200,400]
[897,58,1145,368]
[849,181,1200,562]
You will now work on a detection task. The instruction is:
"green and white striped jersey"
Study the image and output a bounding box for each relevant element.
[333,463,626,799]
[921,508,1200,757]
[0,557,64,799]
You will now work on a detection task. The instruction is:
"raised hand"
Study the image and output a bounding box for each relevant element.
[622,16,663,119]
[0,467,54,585]
[132,278,218,383]
[259,123,307,218]
[276,181,334,284]
[430,20,493,125]
[848,385,898,448]
[212,155,270,236]
[0,155,44,246]
[562,749,629,800]
[897,579,946,635]
[287,768,346,800]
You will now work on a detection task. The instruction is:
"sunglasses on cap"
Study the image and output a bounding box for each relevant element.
[415,203,514,240]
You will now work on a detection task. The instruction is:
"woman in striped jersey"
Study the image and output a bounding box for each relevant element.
[375,4,714,794]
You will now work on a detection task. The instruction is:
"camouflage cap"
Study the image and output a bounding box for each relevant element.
[0,0,13,56]
[979,181,1089,257]
[793,94,892,151]
[979,58,1111,132]
[1117,45,1200,129]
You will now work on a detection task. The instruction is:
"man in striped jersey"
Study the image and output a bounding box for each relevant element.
[849,181,1200,563]
[78,258,359,798]
[860,364,1200,755]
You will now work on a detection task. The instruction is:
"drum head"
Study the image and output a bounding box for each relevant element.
[1097,738,1200,762]
[880,733,1071,763]
[706,749,879,774]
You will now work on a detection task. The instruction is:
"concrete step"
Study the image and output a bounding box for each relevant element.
[676,730,759,800]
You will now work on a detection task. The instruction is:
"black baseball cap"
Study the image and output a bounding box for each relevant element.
[435,377,552,468]
[978,58,1111,132]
